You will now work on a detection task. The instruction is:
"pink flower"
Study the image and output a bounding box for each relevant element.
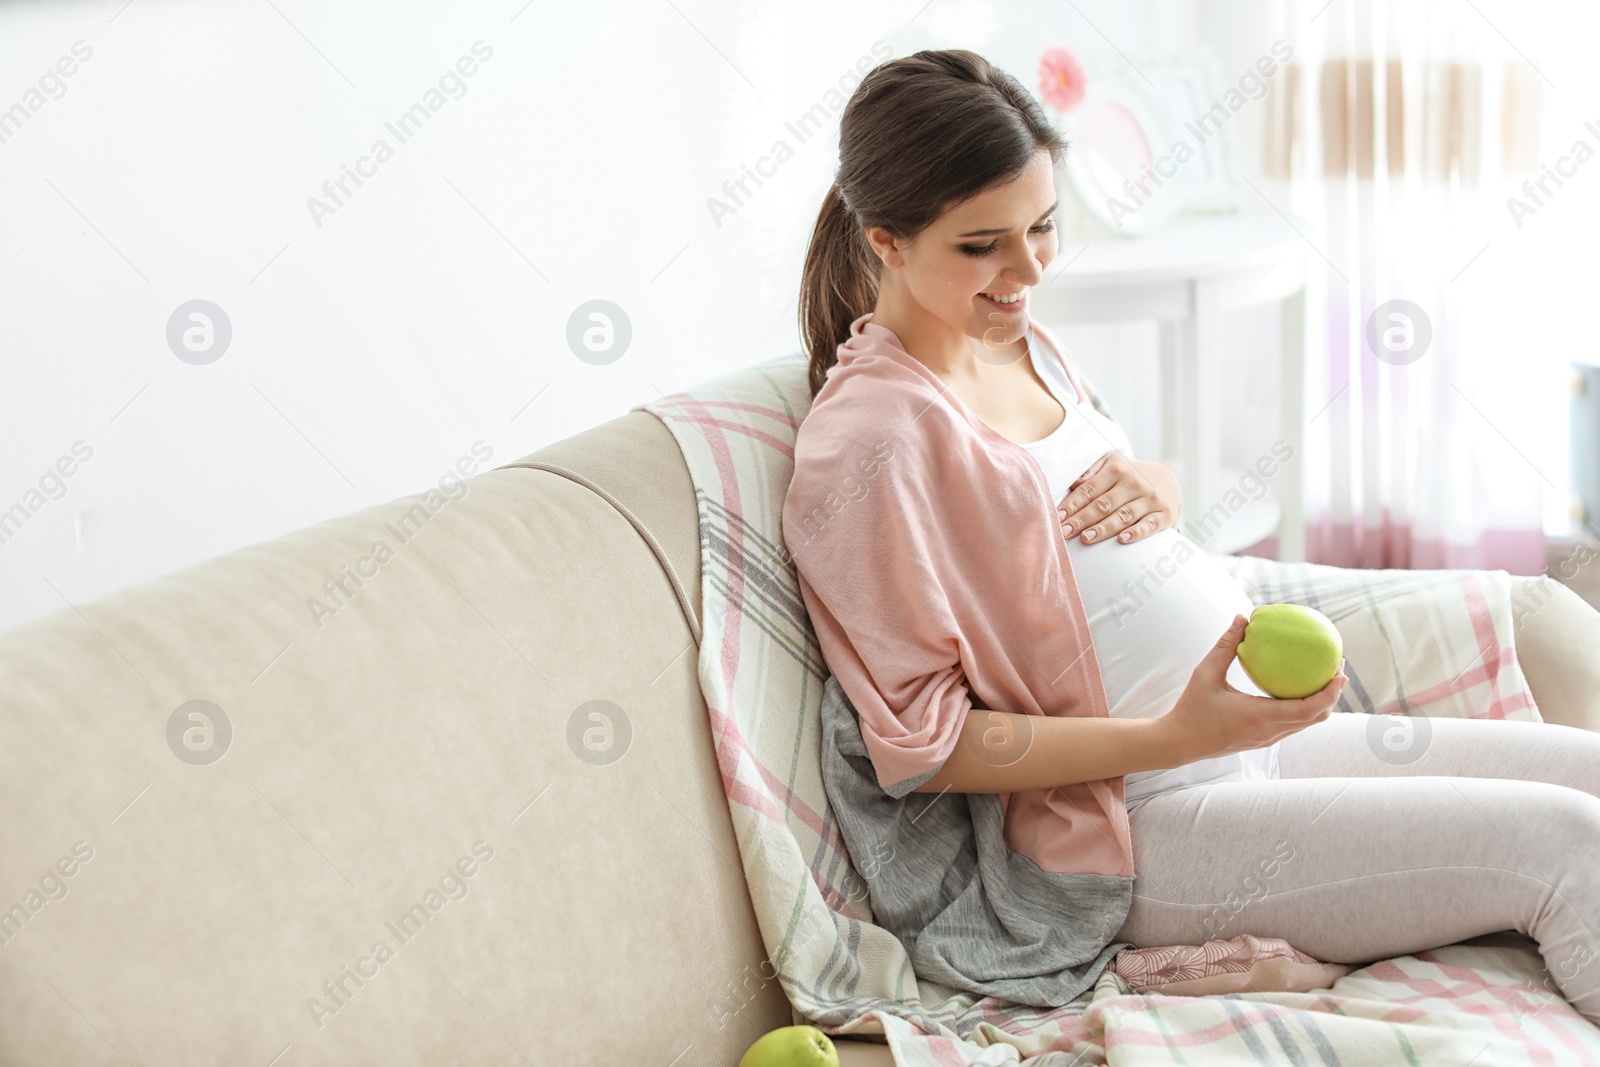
[1038,46,1087,113]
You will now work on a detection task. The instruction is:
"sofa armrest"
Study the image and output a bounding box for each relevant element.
[0,458,777,1065]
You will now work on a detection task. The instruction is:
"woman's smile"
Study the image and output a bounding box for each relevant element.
[978,288,1029,313]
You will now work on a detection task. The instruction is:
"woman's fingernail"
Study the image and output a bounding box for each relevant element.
[1083,530,1096,542]
[1062,524,1074,536]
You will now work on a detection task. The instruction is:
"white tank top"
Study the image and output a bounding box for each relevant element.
[1016,323,1280,810]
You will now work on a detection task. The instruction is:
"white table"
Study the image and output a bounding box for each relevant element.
[1030,211,1311,562]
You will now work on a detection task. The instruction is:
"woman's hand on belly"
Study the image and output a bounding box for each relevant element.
[1058,453,1182,546]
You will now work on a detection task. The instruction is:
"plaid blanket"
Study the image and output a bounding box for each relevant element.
[637,354,1600,1065]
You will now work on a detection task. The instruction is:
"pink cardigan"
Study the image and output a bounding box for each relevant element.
[782,312,1134,879]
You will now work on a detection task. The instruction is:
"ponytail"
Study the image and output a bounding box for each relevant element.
[798,182,879,398]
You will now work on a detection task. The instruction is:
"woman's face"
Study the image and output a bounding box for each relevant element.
[867,148,1059,358]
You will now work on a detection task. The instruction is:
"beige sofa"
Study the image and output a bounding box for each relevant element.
[6,400,1599,1067]
[0,409,891,1067]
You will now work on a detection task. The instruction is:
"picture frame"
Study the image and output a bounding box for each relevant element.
[1057,63,1180,237]
[1142,55,1248,214]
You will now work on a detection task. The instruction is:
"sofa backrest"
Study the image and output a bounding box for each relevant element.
[0,409,790,1066]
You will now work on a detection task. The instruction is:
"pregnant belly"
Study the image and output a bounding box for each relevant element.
[1062,527,1268,717]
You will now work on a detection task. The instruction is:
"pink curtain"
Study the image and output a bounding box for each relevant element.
[1263,0,1546,572]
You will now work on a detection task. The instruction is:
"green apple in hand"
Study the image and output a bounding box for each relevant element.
[739,1025,839,1067]
[1236,604,1345,699]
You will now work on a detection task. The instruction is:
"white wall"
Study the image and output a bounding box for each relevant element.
[0,0,1199,632]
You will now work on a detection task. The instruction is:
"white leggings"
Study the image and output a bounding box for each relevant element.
[1114,711,1600,1025]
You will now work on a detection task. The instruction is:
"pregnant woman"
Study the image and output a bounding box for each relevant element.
[782,48,1600,1023]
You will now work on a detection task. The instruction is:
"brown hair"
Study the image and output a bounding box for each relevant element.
[798,49,1066,398]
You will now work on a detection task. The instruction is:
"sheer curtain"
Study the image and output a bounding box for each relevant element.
[1262,0,1547,572]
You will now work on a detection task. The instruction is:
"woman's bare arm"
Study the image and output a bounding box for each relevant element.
[910,616,1346,795]
[910,706,1184,794]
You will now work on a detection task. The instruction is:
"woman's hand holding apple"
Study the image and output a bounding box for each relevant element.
[1157,614,1348,767]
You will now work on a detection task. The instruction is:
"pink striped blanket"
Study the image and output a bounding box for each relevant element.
[636,354,1600,1065]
